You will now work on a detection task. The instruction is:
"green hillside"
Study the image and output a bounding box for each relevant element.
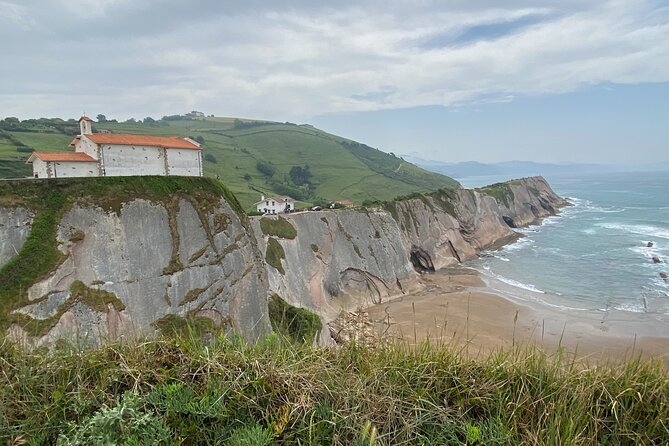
[0,116,459,209]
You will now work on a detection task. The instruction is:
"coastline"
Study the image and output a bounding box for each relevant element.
[364,268,669,366]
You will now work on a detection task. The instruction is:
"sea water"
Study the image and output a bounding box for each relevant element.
[459,171,669,318]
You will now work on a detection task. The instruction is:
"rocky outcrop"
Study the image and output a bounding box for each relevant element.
[3,189,271,347]
[0,207,32,267]
[251,210,419,327]
[483,176,570,227]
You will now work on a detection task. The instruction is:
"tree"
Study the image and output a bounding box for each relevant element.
[195,136,205,144]
[204,153,217,163]
[256,160,276,177]
[289,165,312,186]
[96,114,107,122]
[143,116,155,124]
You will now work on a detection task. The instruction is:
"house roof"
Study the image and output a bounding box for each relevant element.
[27,151,97,163]
[83,134,201,150]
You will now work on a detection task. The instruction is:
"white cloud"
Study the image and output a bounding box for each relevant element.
[0,0,667,120]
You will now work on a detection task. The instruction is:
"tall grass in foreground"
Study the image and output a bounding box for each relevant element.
[1,335,667,445]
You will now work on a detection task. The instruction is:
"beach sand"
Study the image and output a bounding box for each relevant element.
[364,269,669,366]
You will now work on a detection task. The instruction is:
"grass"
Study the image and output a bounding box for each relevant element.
[265,238,286,275]
[0,176,244,335]
[0,335,667,445]
[259,216,297,239]
[0,117,460,210]
[478,182,515,208]
[267,294,322,344]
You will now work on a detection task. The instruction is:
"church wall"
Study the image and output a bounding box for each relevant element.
[102,145,166,176]
[76,136,99,160]
[166,149,202,176]
[31,159,50,178]
[51,161,98,178]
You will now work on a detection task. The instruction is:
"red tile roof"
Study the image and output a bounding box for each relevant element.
[84,134,201,150]
[28,151,97,162]
[79,115,93,122]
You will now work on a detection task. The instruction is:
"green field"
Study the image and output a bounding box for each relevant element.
[0,116,459,210]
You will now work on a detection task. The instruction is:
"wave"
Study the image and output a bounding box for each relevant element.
[490,273,546,294]
[614,302,647,313]
[490,254,510,262]
[502,237,535,252]
[595,222,669,240]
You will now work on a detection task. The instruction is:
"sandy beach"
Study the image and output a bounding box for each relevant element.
[364,269,669,366]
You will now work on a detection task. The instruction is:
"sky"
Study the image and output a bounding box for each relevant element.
[1,0,668,164]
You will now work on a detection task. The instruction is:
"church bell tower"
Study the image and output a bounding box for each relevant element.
[79,115,93,135]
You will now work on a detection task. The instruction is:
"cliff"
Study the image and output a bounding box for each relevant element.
[0,177,271,347]
[0,176,566,346]
[252,176,568,336]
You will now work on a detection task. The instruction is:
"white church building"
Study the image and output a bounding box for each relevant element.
[27,116,203,178]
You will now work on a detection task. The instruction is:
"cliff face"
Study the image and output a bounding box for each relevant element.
[251,210,420,324]
[0,179,271,347]
[0,176,566,346]
[253,176,568,329]
[0,207,32,267]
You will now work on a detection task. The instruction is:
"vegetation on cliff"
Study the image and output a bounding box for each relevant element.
[1,335,667,445]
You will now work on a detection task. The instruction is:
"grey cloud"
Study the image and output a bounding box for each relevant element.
[0,0,667,120]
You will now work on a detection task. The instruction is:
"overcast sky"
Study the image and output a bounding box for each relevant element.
[1,0,668,164]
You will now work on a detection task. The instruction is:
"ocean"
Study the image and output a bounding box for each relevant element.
[459,171,669,319]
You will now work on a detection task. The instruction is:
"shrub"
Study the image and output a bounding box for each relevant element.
[268,294,322,343]
[259,216,297,239]
[265,237,286,274]
[255,160,276,177]
[204,153,217,163]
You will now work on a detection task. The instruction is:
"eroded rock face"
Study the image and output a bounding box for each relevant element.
[493,176,570,227]
[0,207,32,268]
[9,197,270,346]
[251,209,420,327]
[253,176,567,337]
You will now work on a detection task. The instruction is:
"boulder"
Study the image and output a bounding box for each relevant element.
[652,255,662,264]
[660,272,668,283]
[647,241,654,248]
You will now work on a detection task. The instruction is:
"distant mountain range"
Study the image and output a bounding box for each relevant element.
[400,156,669,179]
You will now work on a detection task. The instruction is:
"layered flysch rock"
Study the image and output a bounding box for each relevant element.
[0,175,566,346]
[4,196,270,347]
[0,207,32,267]
[253,176,567,332]
[251,209,420,323]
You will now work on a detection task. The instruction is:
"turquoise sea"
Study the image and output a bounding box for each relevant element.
[459,171,669,319]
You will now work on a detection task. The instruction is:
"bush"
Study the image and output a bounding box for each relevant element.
[265,237,285,274]
[268,294,322,343]
[255,160,276,177]
[259,216,297,239]
[204,153,217,163]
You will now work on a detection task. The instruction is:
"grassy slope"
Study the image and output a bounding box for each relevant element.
[0,117,459,210]
[1,336,667,445]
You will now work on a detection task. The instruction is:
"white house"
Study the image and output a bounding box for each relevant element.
[255,195,295,214]
[27,116,203,178]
